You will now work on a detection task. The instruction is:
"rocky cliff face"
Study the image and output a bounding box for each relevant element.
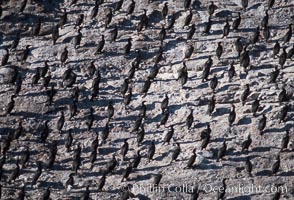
[0,0,293,199]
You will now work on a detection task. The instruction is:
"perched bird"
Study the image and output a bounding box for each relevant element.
[59,9,67,28]
[120,139,129,160]
[228,104,236,127]
[251,26,260,45]
[184,0,191,10]
[166,12,176,30]
[31,161,42,185]
[222,18,230,38]
[97,174,106,192]
[104,8,113,28]
[95,35,105,54]
[278,87,287,105]
[273,41,280,58]
[184,148,196,169]
[6,95,16,115]
[32,17,41,37]
[56,111,65,133]
[217,178,227,200]
[124,38,132,55]
[86,107,94,131]
[60,47,68,65]
[21,45,30,64]
[263,25,271,42]
[107,101,114,121]
[121,162,133,182]
[269,66,280,83]
[160,108,170,126]
[75,14,84,28]
[52,24,59,45]
[234,37,243,57]
[186,109,194,129]
[152,173,162,187]
[41,187,50,200]
[73,27,82,48]
[241,135,252,152]
[217,140,227,162]
[208,1,217,16]
[14,121,23,140]
[132,150,141,169]
[245,156,253,176]
[170,143,181,164]
[241,84,250,106]
[81,186,90,200]
[90,2,99,19]
[40,120,50,143]
[163,125,174,145]
[280,130,290,152]
[279,47,287,68]
[184,9,193,27]
[215,42,223,60]
[65,129,73,152]
[261,10,269,28]
[109,25,118,43]
[187,24,196,40]
[177,62,188,88]
[10,33,20,50]
[258,114,267,135]
[65,173,74,193]
[207,95,216,116]
[210,74,218,92]
[232,12,241,31]
[202,17,212,35]
[278,104,289,123]
[105,154,117,174]
[1,48,9,66]
[201,133,210,150]
[140,101,147,118]
[184,44,194,60]
[159,25,166,44]
[271,154,280,175]
[251,98,260,117]
[131,114,143,133]
[162,2,168,19]
[161,94,169,113]
[282,24,292,44]
[147,141,155,162]
[19,0,27,13]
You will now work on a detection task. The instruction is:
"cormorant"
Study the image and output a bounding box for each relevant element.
[279,46,287,68]
[107,101,114,120]
[95,35,105,54]
[74,27,82,48]
[31,161,42,185]
[258,114,267,135]
[228,104,236,126]
[278,104,288,123]
[6,95,16,115]
[241,135,252,152]
[251,26,260,45]
[273,41,280,58]
[132,150,141,169]
[163,125,174,145]
[177,62,188,88]
[202,16,212,35]
[114,0,123,13]
[232,12,241,32]
[160,108,170,126]
[21,45,30,64]
[269,66,280,83]
[245,156,252,176]
[148,141,155,162]
[170,143,181,164]
[228,62,236,82]
[90,2,99,19]
[60,47,68,65]
[109,25,118,43]
[186,109,194,129]
[217,178,227,200]
[241,84,250,106]
[278,87,287,105]
[281,130,290,152]
[261,10,269,28]
[97,174,106,192]
[235,37,243,57]
[152,173,162,187]
[208,1,217,16]
[162,2,168,19]
[207,95,216,116]
[40,120,49,143]
[251,98,260,117]
[201,133,210,150]
[32,17,41,37]
[1,48,9,66]
[65,129,73,152]
[184,9,193,27]
[159,26,166,44]
[57,111,65,133]
[184,0,191,10]
[140,101,147,118]
[86,107,94,131]
[9,159,20,183]
[184,148,196,169]
[121,162,133,182]
[141,77,152,95]
[101,122,110,144]
[124,38,132,55]
[222,18,230,38]
[216,42,223,60]
[120,139,129,160]
[271,154,280,175]
[282,24,292,44]
[210,74,218,92]
[268,0,275,9]
[52,24,59,45]
[241,0,248,10]
[217,140,227,162]
[187,24,196,40]
[59,9,67,28]
[287,44,294,59]
[75,14,84,28]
